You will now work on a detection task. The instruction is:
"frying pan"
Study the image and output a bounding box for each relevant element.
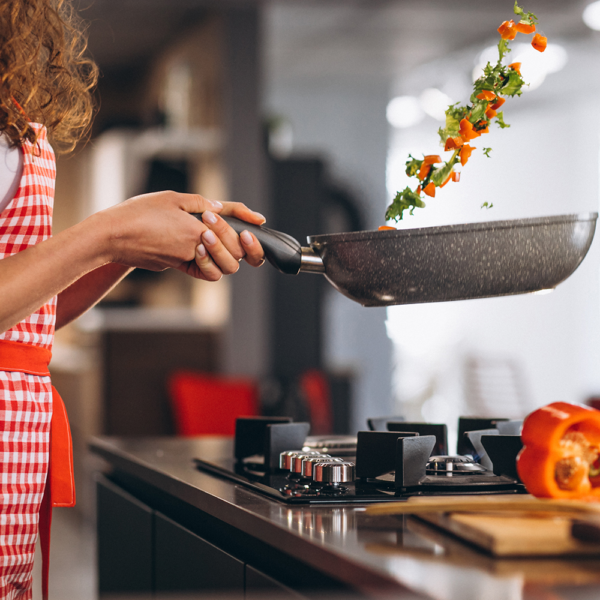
[193,213,597,307]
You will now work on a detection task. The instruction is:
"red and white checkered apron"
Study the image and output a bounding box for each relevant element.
[0,124,56,599]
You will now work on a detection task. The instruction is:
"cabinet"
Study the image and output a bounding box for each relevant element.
[97,476,296,599]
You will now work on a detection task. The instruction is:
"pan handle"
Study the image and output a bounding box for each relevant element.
[191,213,322,275]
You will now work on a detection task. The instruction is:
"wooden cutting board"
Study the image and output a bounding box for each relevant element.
[417,512,600,557]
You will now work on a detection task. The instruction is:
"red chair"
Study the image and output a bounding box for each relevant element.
[299,370,334,435]
[168,371,259,436]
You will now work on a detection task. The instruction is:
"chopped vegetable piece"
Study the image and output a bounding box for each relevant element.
[483,147,492,157]
[378,225,396,231]
[476,90,497,101]
[498,20,518,40]
[451,171,460,182]
[460,144,475,166]
[515,21,536,33]
[490,97,506,110]
[423,155,442,165]
[532,33,547,52]
[417,163,431,181]
[509,62,522,74]
[416,185,422,194]
[517,402,600,499]
[444,136,464,151]
[423,182,436,197]
[485,107,497,119]
[459,118,479,141]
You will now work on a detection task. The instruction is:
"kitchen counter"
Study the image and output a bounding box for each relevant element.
[90,436,600,600]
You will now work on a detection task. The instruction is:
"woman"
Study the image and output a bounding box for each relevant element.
[0,1,265,597]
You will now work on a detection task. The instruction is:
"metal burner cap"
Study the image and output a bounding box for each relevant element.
[301,456,343,478]
[291,451,327,473]
[426,455,487,473]
[312,461,356,484]
[280,450,322,471]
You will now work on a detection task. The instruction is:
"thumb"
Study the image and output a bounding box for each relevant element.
[176,193,224,216]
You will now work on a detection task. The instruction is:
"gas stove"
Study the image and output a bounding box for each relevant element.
[193,416,526,504]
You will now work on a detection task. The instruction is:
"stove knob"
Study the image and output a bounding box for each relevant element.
[312,461,355,485]
[291,451,328,474]
[301,456,342,478]
[279,450,322,471]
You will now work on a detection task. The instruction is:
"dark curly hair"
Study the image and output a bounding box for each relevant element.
[0,0,98,153]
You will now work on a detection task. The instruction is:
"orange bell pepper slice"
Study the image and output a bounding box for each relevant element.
[422,155,442,166]
[498,20,518,40]
[485,107,497,120]
[444,136,464,151]
[532,33,547,52]
[459,144,474,166]
[378,225,396,231]
[423,182,436,197]
[517,402,600,499]
[490,97,506,111]
[515,21,536,34]
[440,174,452,188]
[509,62,522,75]
[417,163,431,181]
[476,90,496,102]
[451,171,460,183]
[459,119,479,142]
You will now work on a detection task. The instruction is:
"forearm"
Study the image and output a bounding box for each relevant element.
[0,214,109,334]
[55,263,133,330]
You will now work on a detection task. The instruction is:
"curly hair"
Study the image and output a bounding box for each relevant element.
[0,0,98,154]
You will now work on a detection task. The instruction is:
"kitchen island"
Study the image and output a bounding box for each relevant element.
[90,436,600,600]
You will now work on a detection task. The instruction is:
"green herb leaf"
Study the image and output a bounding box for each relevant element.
[514,1,538,25]
[385,187,426,222]
[405,155,423,177]
[481,201,494,209]
[496,111,510,128]
[500,69,525,96]
[483,147,492,157]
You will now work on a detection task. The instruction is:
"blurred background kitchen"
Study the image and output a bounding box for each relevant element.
[39,0,600,597]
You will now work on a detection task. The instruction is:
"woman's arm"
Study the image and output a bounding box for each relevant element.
[55,263,133,330]
[1,191,265,334]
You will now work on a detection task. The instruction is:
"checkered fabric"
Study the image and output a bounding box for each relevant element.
[0,125,55,599]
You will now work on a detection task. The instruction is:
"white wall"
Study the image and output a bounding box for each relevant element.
[386,40,600,437]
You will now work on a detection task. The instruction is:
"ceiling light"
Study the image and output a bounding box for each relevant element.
[583,1,600,30]
[420,88,452,121]
[386,96,425,129]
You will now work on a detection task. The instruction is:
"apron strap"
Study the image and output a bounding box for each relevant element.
[0,341,75,600]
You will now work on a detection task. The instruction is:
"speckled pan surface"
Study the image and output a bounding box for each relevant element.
[307,213,598,307]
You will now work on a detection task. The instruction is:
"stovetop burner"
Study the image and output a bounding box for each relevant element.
[194,416,526,504]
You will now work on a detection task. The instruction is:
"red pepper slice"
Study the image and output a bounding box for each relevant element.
[417,164,431,181]
[476,90,496,102]
[444,136,464,151]
[423,182,436,197]
[422,155,442,166]
[509,62,522,75]
[532,34,547,52]
[515,22,536,34]
[459,144,474,166]
[517,402,600,499]
[498,20,518,40]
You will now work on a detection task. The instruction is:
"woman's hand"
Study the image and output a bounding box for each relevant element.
[94,191,265,280]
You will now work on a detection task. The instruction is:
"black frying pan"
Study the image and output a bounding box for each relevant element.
[192,213,597,307]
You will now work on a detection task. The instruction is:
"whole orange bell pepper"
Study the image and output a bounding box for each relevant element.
[517,402,600,499]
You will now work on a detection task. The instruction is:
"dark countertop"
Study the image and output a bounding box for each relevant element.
[90,436,600,600]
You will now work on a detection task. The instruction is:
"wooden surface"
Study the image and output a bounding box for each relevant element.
[417,512,600,557]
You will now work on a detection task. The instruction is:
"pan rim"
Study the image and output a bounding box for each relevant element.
[307,212,598,246]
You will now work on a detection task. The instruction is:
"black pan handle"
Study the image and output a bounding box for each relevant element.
[191,213,302,275]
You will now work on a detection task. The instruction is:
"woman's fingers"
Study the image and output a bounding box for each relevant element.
[200,228,241,275]
[240,230,265,267]
[201,211,245,260]
[219,201,266,225]
[192,244,223,281]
